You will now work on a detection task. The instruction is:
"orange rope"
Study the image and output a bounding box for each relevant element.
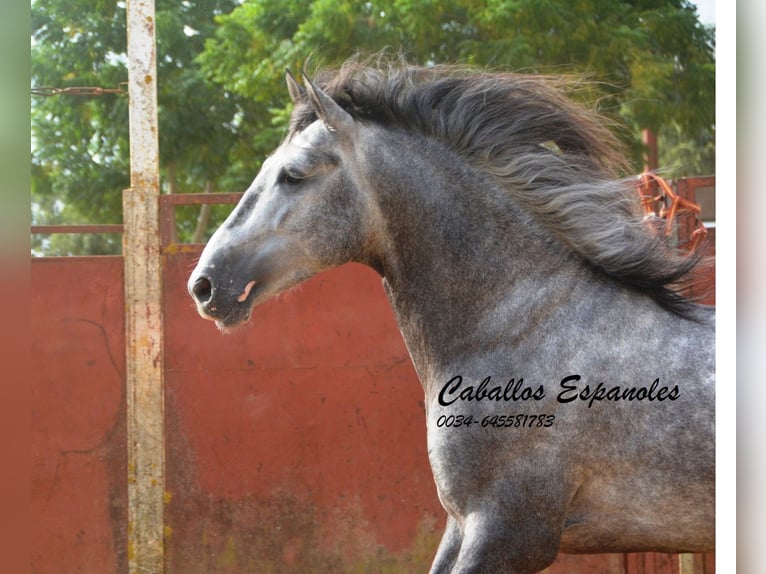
[637,173,708,252]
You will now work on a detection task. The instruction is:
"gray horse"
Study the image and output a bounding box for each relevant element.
[188,61,714,574]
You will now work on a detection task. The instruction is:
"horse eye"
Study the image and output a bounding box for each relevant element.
[278,168,303,185]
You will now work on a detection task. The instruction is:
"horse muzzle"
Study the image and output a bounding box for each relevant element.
[188,272,259,327]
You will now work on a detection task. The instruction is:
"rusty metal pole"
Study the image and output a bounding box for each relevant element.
[124,0,164,572]
[642,128,658,173]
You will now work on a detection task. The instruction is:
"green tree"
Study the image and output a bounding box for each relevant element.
[31,0,243,254]
[200,0,714,175]
[32,0,714,254]
[31,0,129,254]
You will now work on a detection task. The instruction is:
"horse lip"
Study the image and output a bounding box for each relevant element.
[213,280,262,329]
[195,305,218,322]
[214,304,249,329]
[193,281,258,325]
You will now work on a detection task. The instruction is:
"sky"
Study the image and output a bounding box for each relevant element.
[691,0,715,25]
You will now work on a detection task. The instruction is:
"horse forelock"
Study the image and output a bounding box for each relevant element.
[288,58,706,318]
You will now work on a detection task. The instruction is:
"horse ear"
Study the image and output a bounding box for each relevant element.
[301,72,354,134]
[285,69,305,103]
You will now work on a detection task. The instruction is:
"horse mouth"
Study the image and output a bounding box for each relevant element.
[198,267,313,332]
[214,281,262,331]
[189,278,261,331]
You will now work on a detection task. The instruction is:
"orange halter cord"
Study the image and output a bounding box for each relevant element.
[636,173,708,253]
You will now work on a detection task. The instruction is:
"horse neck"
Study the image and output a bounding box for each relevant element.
[357,129,590,387]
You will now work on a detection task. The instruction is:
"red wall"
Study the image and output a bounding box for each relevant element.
[31,257,128,573]
[163,256,443,571]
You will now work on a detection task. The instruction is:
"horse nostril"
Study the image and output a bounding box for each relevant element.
[192,276,213,303]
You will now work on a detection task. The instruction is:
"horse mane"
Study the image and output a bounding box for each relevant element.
[289,58,705,317]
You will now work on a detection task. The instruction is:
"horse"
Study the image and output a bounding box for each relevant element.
[188,61,715,573]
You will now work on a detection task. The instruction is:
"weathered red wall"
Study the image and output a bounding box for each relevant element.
[31,251,715,573]
[31,257,128,573]
[163,255,444,571]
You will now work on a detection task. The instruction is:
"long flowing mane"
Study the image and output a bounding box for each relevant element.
[289,58,705,316]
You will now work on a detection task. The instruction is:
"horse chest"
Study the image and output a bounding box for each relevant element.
[424,408,531,519]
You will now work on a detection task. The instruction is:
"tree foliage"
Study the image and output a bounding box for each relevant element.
[201,0,714,171]
[32,0,242,254]
[31,0,715,254]
[32,0,129,254]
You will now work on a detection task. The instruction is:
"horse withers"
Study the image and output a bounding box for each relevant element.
[188,62,714,573]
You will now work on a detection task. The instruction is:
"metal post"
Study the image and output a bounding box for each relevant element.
[641,128,658,173]
[124,1,164,572]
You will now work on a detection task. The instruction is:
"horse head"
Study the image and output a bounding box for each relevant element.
[188,73,369,330]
